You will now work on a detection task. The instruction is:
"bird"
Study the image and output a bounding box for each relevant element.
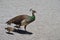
[6,9,36,31]
[5,27,15,33]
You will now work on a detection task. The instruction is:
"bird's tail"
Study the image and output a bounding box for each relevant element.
[6,21,11,25]
[5,27,7,30]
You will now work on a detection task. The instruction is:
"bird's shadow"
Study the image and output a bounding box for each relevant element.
[13,29,33,35]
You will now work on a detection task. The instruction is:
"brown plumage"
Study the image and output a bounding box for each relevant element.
[6,9,36,31]
[7,15,30,25]
[5,27,14,33]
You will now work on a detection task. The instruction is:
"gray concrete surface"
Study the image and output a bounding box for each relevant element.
[0,0,60,40]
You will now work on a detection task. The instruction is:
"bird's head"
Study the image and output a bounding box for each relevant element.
[29,9,36,13]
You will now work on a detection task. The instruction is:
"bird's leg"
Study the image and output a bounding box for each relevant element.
[24,25,27,31]
[8,30,11,33]
[18,25,20,30]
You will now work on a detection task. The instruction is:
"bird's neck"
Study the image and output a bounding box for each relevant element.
[32,12,35,16]
[31,12,35,20]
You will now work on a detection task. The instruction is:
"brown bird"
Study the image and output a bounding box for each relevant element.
[6,9,36,31]
[5,27,14,33]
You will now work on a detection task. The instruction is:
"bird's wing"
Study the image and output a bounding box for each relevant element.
[6,15,31,24]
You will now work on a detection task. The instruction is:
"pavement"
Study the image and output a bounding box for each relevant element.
[0,0,60,40]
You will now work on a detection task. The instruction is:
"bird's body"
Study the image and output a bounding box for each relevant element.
[7,15,35,26]
[6,9,36,31]
[5,27,14,33]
